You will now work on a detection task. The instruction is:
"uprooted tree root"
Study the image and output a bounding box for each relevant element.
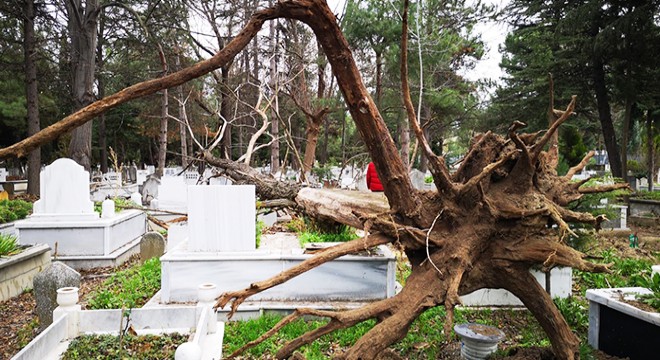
[212,99,625,360]
[0,1,630,359]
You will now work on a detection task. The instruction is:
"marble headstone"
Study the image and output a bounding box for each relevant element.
[0,168,6,182]
[33,158,97,219]
[188,185,255,252]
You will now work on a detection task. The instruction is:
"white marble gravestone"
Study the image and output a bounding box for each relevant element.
[16,158,146,268]
[188,185,255,252]
[0,167,7,182]
[156,176,188,213]
[184,172,200,185]
[32,159,97,221]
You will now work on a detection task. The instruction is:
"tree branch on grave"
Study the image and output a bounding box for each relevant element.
[215,233,392,317]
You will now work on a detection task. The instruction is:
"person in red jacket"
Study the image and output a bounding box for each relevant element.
[366,161,384,192]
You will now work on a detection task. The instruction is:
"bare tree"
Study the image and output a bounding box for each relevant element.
[24,0,40,195]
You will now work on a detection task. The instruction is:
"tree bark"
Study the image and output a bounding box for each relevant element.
[66,0,100,172]
[97,10,107,173]
[24,0,40,195]
[648,110,656,191]
[269,7,280,173]
[592,48,622,178]
[157,43,169,177]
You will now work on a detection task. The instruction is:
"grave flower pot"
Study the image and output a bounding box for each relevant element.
[587,287,660,360]
[454,323,505,360]
[0,243,51,301]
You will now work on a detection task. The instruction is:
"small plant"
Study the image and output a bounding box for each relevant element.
[255,220,265,248]
[0,233,21,256]
[0,199,33,224]
[61,333,186,360]
[16,318,39,348]
[286,216,306,233]
[637,273,660,311]
[424,175,433,184]
[87,258,161,309]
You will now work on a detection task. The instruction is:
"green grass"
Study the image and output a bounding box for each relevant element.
[87,258,161,309]
[0,233,21,256]
[574,249,656,295]
[222,306,554,359]
[298,226,359,247]
[61,333,186,360]
[0,199,32,224]
[631,190,660,201]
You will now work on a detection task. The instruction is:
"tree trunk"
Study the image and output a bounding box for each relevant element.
[592,50,622,178]
[176,55,188,168]
[66,0,100,172]
[97,11,107,173]
[269,10,280,173]
[158,87,168,177]
[622,97,632,178]
[648,110,655,192]
[375,51,382,108]
[24,0,40,195]
[156,43,169,177]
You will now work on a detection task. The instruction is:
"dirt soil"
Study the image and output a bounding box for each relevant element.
[1,223,657,359]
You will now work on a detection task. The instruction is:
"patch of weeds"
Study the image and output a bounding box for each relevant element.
[255,220,265,248]
[554,297,589,336]
[223,314,373,359]
[632,190,660,201]
[0,233,21,256]
[298,225,358,247]
[93,197,138,214]
[637,273,660,311]
[574,249,653,295]
[286,216,306,233]
[61,333,186,360]
[394,306,447,358]
[16,318,39,348]
[87,258,161,309]
[0,199,32,224]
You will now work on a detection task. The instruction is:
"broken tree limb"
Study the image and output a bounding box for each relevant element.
[215,233,392,317]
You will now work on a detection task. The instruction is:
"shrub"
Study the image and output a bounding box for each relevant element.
[0,199,33,224]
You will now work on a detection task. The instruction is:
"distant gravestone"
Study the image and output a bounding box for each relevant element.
[0,168,7,182]
[409,169,426,190]
[33,158,97,220]
[128,164,138,183]
[33,262,80,330]
[140,232,165,263]
[141,176,160,205]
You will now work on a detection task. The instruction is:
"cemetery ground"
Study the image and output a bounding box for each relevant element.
[0,220,658,360]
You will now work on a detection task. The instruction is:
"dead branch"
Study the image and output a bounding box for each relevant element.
[564,150,595,180]
[215,233,392,317]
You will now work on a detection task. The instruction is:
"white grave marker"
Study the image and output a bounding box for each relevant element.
[33,158,97,219]
[0,168,7,182]
[188,185,255,252]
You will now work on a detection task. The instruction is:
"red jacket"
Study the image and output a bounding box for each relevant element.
[366,162,384,192]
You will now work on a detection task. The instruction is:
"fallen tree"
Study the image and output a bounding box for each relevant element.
[0,1,629,359]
